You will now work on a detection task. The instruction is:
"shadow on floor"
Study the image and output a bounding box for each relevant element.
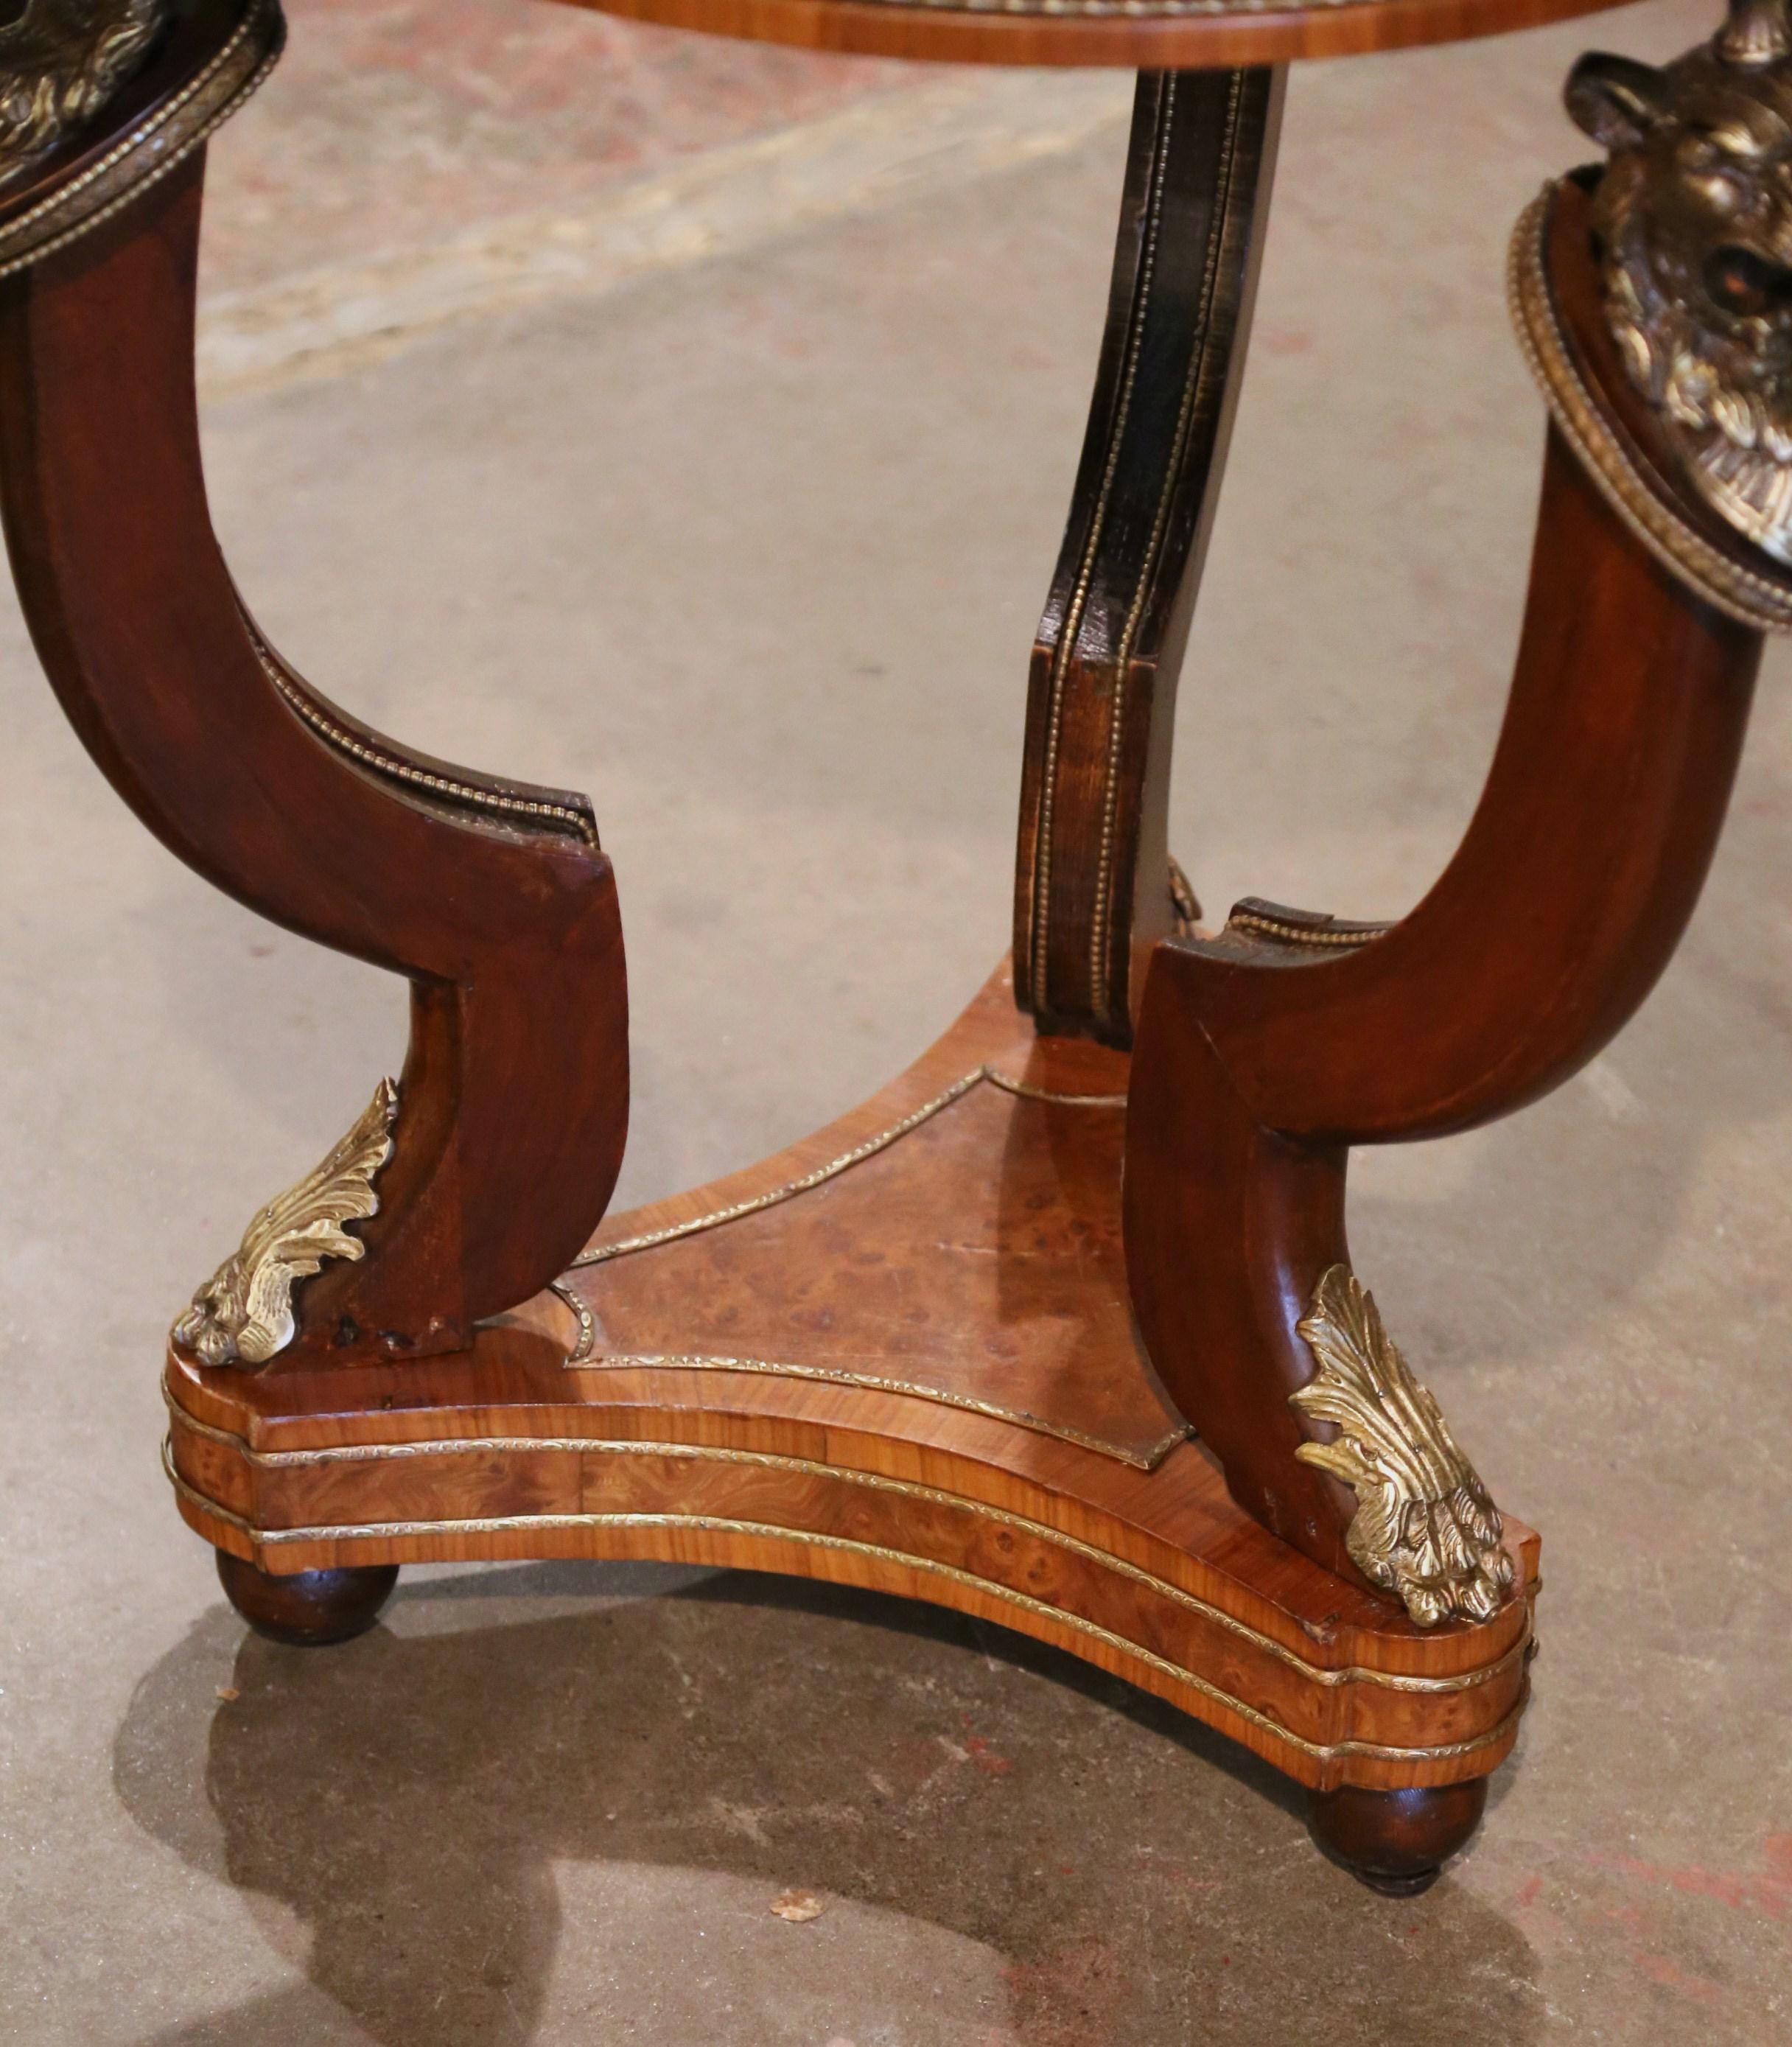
[115,1562,1539,2047]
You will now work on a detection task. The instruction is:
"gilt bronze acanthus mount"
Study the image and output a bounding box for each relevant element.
[1292,1269,1514,1631]
[172,1078,399,1369]
[4,0,1788,1903]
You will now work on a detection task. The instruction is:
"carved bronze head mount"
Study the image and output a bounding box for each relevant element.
[1569,0,1792,563]
[0,0,170,184]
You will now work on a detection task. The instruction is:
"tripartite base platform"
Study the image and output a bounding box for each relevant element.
[165,970,1536,1829]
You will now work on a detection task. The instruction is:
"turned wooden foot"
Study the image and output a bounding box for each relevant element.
[216,1549,399,1647]
[1307,1779,1488,1895]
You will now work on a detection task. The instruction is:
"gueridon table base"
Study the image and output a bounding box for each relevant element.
[4,0,1786,1894]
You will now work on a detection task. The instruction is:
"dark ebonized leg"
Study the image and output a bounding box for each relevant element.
[1307,1779,1488,1895]
[1014,65,1284,1043]
[216,1547,399,1647]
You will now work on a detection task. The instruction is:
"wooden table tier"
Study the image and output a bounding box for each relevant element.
[556,0,1632,70]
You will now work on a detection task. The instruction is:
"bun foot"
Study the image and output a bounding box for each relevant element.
[215,1548,399,1647]
[1308,1779,1488,1894]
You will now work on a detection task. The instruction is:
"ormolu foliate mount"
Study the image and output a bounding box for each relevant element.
[0,0,1783,1897]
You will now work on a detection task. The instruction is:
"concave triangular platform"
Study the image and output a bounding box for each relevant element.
[557,967,1187,1467]
[165,964,1535,1795]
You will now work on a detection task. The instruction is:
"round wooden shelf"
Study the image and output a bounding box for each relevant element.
[552,0,1633,70]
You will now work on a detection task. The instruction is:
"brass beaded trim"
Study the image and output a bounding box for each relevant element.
[163,1440,1530,1766]
[556,1343,1187,1467]
[1028,81,1177,1019]
[979,1068,1127,1107]
[566,1062,1123,1275]
[164,1390,1529,1698]
[553,1063,1175,1462]
[567,1068,984,1270]
[1509,183,1792,634]
[247,620,599,847]
[1224,911,1385,950]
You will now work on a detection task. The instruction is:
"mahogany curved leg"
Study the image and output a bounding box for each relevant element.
[0,104,627,1369]
[1015,66,1281,1043]
[1308,1780,1488,1896]
[216,1549,399,1648]
[1124,181,1764,1614]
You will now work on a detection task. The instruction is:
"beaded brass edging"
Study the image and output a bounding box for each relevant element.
[1029,77,1177,1021]
[0,0,283,280]
[162,1440,1530,1767]
[1086,69,1247,1032]
[1509,182,1792,633]
[982,1068,1127,1108]
[566,1063,1123,1274]
[164,1390,1530,1696]
[553,1064,1178,1464]
[567,1069,985,1270]
[1225,910,1384,950]
[247,617,601,849]
[549,1344,1189,1468]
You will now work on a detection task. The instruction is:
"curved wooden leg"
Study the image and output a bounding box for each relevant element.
[1127,419,1760,1613]
[1014,66,1282,1043]
[1308,1780,1488,1896]
[216,1550,399,1647]
[0,136,627,1373]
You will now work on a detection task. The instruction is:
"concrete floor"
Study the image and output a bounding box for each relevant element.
[3,1,1790,2040]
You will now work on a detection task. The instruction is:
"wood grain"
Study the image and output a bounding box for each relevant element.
[0,139,629,1367]
[1015,69,1279,1045]
[554,0,1633,73]
[561,962,1183,1466]
[1124,197,1762,1584]
[164,969,1537,1796]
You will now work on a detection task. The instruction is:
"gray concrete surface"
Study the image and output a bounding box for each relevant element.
[3,2,1790,2041]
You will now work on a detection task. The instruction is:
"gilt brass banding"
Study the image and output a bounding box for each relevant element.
[555,1066,1181,1460]
[980,1069,1127,1108]
[554,1348,1188,1467]
[1086,69,1245,1029]
[162,1441,1528,1767]
[164,1390,1528,1696]
[1029,76,1180,1019]
[567,1063,1126,1276]
[567,1068,985,1268]
[1224,911,1384,949]
[248,620,600,849]
[550,1280,598,1363]
[1509,183,1792,631]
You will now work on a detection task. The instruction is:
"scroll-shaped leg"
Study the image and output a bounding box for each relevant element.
[1015,66,1281,1045]
[0,2,627,1369]
[1124,166,1771,1617]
